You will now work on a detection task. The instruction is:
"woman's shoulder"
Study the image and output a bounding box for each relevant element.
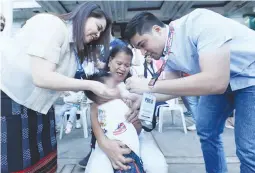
[26,13,67,30]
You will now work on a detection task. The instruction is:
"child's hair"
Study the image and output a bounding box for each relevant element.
[84,71,112,103]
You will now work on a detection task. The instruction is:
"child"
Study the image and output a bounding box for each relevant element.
[62,91,83,133]
[84,72,145,173]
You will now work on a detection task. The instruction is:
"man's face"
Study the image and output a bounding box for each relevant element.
[130,25,165,60]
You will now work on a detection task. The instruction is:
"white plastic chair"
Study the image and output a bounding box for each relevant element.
[156,98,187,134]
[59,93,92,140]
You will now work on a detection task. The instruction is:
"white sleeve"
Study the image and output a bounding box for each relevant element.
[26,14,67,64]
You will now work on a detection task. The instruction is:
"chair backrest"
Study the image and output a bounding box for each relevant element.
[80,92,94,109]
[80,92,88,109]
[166,98,179,106]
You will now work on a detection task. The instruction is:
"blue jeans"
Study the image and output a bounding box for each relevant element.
[181,96,199,120]
[196,85,255,173]
[55,104,79,126]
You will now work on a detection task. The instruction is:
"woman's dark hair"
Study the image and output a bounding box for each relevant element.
[104,46,133,81]
[59,2,112,62]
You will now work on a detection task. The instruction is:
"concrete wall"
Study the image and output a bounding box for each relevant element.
[11,14,247,37]
[229,15,245,25]
[12,19,26,36]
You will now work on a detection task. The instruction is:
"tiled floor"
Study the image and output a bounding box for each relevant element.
[57,115,239,173]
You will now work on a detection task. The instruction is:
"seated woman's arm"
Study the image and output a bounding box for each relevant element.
[90,103,132,171]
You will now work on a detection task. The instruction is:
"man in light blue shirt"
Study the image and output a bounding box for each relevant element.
[125,9,255,173]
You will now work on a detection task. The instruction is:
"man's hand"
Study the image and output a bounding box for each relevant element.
[132,95,142,110]
[100,139,132,170]
[125,77,151,94]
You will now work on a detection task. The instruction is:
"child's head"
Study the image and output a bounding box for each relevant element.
[84,71,115,104]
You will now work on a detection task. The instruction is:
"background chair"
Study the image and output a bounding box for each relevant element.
[156,98,187,134]
[59,93,93,140]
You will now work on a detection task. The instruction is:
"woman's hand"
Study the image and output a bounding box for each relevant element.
[99,138,132,170]
[90,81,121,100]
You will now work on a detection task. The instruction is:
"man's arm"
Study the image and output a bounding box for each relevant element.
[154,93,177,102]
[152,45,230,96]
[125,71,179,104]
[154,71,180,101]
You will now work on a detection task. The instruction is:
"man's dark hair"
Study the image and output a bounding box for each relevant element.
[124,12,165,41]
[84,71,111,102]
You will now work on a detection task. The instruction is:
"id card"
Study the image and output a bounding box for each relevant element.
[138,93,156,122]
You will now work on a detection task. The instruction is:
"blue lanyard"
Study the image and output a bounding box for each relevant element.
[73,48,83,71]
[147,65,155,76]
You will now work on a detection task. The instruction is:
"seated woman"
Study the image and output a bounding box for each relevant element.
[85,46,168,173]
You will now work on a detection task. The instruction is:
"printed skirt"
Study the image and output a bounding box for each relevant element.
[1,91,57,173]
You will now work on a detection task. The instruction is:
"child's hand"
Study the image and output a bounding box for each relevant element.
[122,93,142,110]
[132,95,142,110]
[123,94,142,123]
[123,98,132,108]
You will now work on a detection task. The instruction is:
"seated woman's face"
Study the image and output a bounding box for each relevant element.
[108,51,132,82]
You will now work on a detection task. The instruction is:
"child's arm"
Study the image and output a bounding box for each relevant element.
[90,103,107,146]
